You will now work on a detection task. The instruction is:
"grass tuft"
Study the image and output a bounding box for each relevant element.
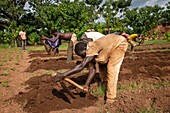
[91,84,106,97]
[1,81,9,87]
[144,40,168,45]
[10,67,15,71]
[137,106,157,113]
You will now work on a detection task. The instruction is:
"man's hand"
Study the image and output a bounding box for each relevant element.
[52,72,64,82]
[83,86,89,93]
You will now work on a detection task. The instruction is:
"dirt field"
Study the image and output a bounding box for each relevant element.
[0,42,170,113]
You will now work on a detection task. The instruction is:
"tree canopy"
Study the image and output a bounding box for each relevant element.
[0,0,169,45]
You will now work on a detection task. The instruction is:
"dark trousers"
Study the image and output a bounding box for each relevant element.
[22,40,26,50]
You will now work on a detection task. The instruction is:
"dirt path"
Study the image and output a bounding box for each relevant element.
[0,43,170,113]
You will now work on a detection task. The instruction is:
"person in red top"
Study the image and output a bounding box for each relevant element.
[19,28,27,51]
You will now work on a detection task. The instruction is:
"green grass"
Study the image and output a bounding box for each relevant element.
[1,81,9,87]
[27,43,68,51]
[143,40,168,45]
[59,43,68,50]
[0,44,11,49]
[10,67,15,71]
[117,81,144,90]
[137,106,157,113]
[91,84,106,97]
[152,81,170,88]
[14,62,19,65]
[117,81,170,91]
[89,81,170,98]
[27,45,45,51]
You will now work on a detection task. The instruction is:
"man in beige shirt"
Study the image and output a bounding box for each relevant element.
[52,34,128,104]
[19,28,27,51]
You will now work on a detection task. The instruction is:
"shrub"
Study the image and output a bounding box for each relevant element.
[164,32,170,42]
[28,32,41,45]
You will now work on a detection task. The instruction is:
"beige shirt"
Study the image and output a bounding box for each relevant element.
[19,31,26,40]
[86,34,127,64]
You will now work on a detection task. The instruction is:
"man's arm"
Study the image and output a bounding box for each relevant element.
[52,56,94,82]
[41,33,60,42]
[83,65,96,92]
[45,35,59,42]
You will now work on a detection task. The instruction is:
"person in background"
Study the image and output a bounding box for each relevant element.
[41,31,77,62]
[122,33,143,51]
[41,30,61,56]
[81,31,105,42]
[127,34,141,50]
[52,34,128,105]
[19,28,27,51]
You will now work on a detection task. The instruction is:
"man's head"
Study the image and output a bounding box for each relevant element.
[51,30,60,37]
[74,42,87,58]
[22,28,25,32]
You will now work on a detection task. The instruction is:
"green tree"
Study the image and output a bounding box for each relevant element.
[162,2,170,22]
[99,0,132,33]
[29,0,96,39]
[124,5,164,35]
[0,0,27,44]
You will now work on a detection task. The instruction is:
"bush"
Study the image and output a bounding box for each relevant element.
[0,44,11,48]
[28,32,41,45]
[164,32,170,42]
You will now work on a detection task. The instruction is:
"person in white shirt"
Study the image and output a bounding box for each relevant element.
[81,31,105,43]
[19,28,27,51]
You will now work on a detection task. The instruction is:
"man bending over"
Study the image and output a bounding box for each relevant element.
[41,31,77,62]
[52,34,128,104]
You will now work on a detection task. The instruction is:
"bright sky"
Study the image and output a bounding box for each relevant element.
[130,0,169,8]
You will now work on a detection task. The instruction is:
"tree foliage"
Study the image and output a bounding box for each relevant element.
[0,0,170,45]
[124,5,164,35]
[99,0,132,33]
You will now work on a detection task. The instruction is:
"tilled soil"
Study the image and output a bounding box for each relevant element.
[0,42,170,113]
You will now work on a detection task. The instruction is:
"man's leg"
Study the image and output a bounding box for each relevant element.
[41,39,52,54]
[106,42,128,103]
[53,48,59,56]
[128,40,136,51]
[22,40,24,51]
[24,40,26,50]
[67,41,73,62]
[71,33,77,48]
[99,64,107,83]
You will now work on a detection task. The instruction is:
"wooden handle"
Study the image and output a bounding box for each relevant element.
[64,78,84,90]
